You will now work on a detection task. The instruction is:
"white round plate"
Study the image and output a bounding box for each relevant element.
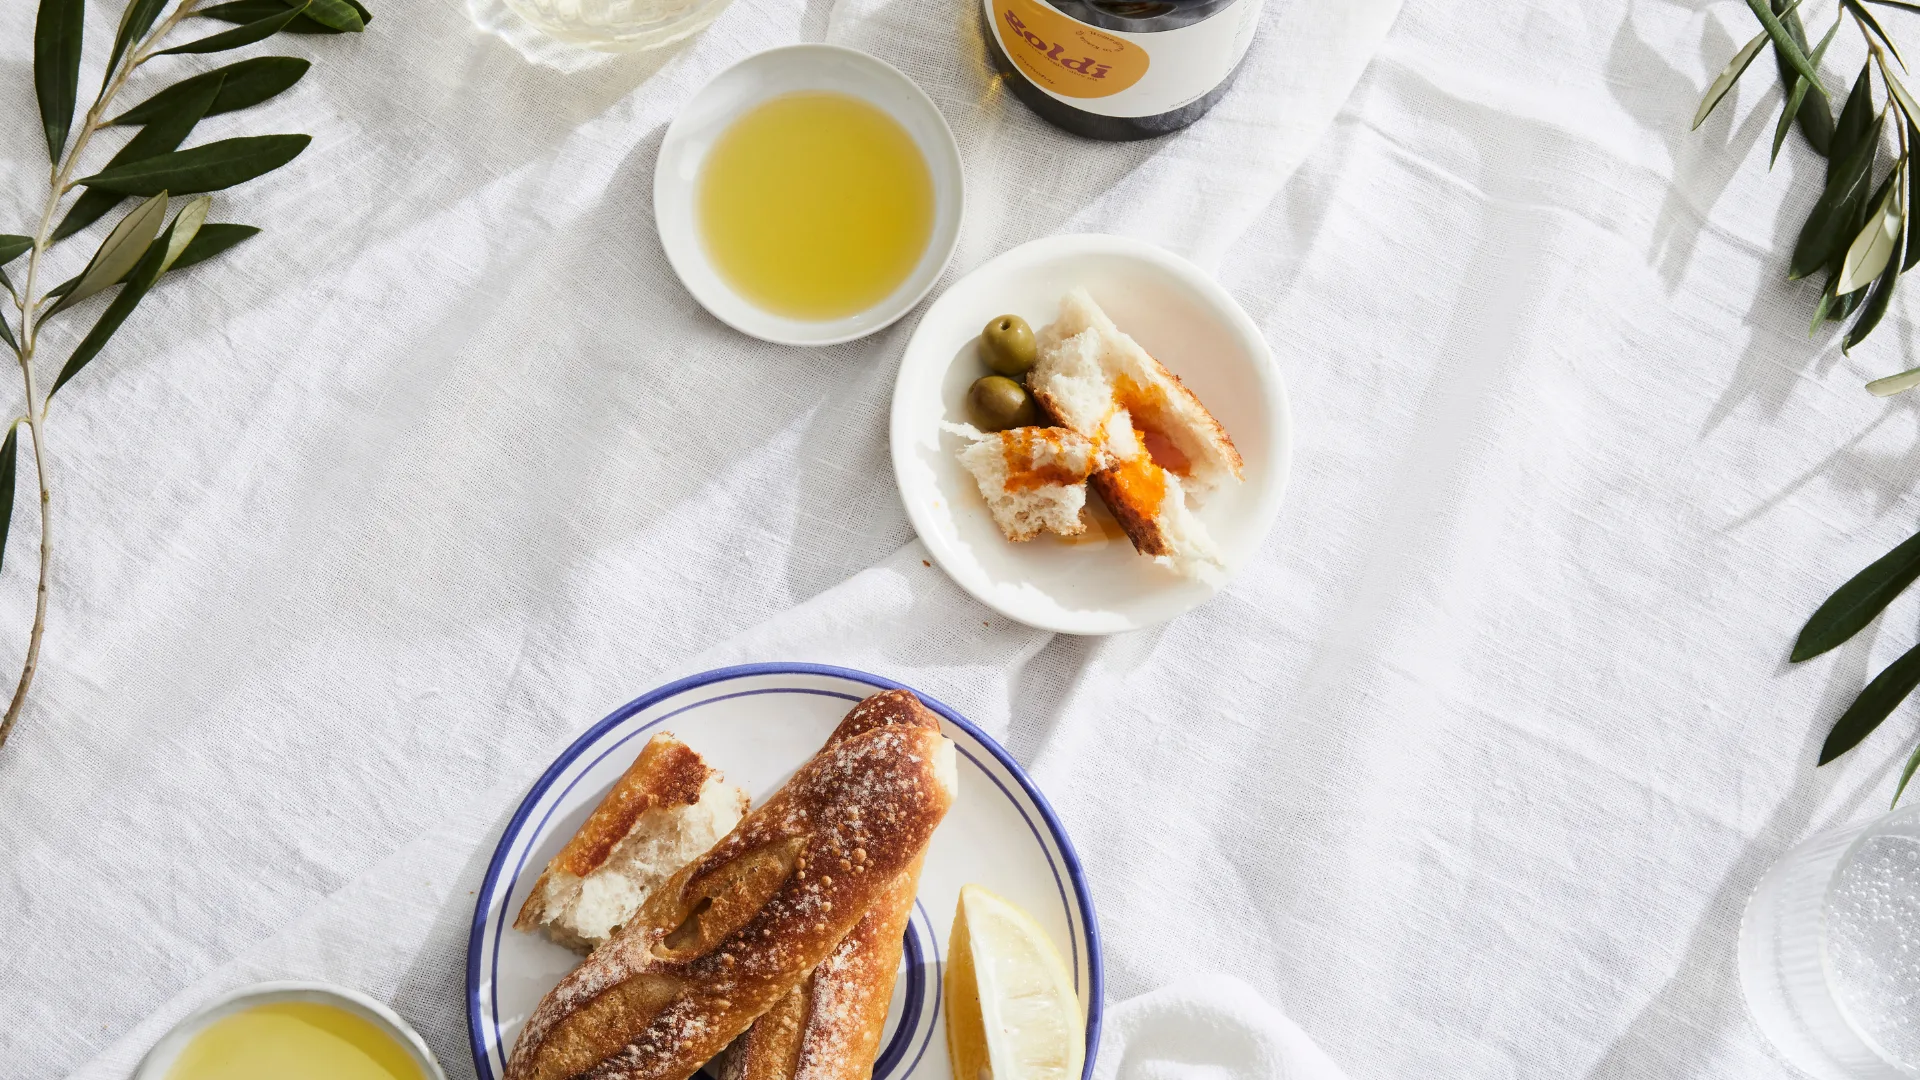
[135,981,447,1080]
[890,234,1291,635]
[467,663,1101,1080]
[654,45,965,346]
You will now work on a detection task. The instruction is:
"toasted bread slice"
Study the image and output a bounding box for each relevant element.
[948,423,1110,542]
[1029,290,1239,575]
[514,732,748,953]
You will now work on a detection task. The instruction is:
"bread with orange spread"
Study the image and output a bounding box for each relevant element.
[516,733,748,954]
[947,423,1111,542]
[1029,289,1242,574]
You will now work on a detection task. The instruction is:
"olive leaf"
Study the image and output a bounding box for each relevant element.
[1793,108,1883,278]
[110,57,311,127]
[1896,739,1920,806]
[54,74,222,244]
[45,192,169,318]
[0,235,31,297]
[1833,62,1877,174]
[52,204,209,398]
[1747,0,1826,95]
[0,424,19,579]
[1845,184,1906,350]
[1775,15,1842,164]
[1849,0,1908,71]
[1776,0,1835,154]
[1869,366,1920,394]
[300,0,366,32]
[1794,526,1920,660]
[34,0,84,164]
[75,135,311,196]
[1698,29,1773,129]
[158,1,311,55]
[0,316,15,353]
[1837,160,1905,294]
[1822,642,1920,764]
[104,0,170,91]
[199,0,372,34]
[158,223,259,274]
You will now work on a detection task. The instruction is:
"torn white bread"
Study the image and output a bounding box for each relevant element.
[514,732,748,953]
[947,422,1111,542]
[1034,288,1244,498]
[1029,289,1241,575]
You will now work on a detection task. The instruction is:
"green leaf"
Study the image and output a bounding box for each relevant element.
[158,1,310,54]
[54,73,222,244]
[199,0,370,32]
[1845,199,1905,351]
[1793,111,1884,278]
[1795,527,1920,661]
[76,135,312,196]
[0,314,15,353]
[1746,0,1826,97]
[1775,0,1835,155]
[1775,16,1842,164]
[34,0,84,163]
[1697,29,1772,130]
[0,236,29,294]
[52,208,204,398]
[1821,642,1920,764]
[1852,0,1909,72]
[1833,63,1876,175]
[46,192,169,317]
[159,223,259,274]
[301,0,365,31]
[1868,366,1920,394]
[0,424,20,578]
[1838,162,1904,294]
[111,57,311,127]
[1894,738,1920,806]
[105,0,170,90]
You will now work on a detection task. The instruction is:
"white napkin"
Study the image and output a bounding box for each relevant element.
[1093,977,1348,1080]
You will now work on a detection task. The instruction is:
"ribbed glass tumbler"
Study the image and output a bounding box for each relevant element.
[500,0,736,50]
[1741,803,1920,1079]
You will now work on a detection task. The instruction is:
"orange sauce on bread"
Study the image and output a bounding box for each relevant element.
[999,428,1089,492]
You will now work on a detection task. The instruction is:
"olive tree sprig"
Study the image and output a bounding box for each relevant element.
[0,0,370,756]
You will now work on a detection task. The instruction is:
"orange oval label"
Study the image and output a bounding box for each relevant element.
[993,0,1149,99]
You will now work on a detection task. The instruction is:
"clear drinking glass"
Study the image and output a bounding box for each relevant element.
[1741,803,1920,1078]
[499,0,736,51]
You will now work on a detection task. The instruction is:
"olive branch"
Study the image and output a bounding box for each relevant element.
[0,0,370,757]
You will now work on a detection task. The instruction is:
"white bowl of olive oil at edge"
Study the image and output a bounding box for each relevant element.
[655,44,964,346]
[131,981,447,1080]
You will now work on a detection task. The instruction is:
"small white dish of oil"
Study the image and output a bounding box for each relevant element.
[655,44,965,346]
[132,981,446,1080]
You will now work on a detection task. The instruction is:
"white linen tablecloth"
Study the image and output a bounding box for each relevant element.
[7,0,1918,1076]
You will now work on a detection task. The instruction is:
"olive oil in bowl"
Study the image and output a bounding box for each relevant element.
[698,91,935,321]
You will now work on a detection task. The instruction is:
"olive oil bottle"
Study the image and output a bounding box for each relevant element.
[982,0,1264,140]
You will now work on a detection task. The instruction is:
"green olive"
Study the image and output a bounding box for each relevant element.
[979,314,1037,377]
[967,375,1039,432]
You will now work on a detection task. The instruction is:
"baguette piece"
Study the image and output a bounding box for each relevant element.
[1029,289,1243,575]
[516,733,749,954]
[947,423,1111,542]
[506,691,957,1080]
[719,692,941,1080]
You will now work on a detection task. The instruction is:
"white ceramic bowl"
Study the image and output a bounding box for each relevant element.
[133,981,447,1080]
[890,234,1291,635]
[654,44,965,347]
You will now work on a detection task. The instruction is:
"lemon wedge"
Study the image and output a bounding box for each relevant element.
[944,884,1086,1080]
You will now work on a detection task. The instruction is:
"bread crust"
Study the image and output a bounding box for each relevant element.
[506,691,954,1080]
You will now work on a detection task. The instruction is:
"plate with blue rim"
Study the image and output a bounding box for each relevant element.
[467,662,1102,1080]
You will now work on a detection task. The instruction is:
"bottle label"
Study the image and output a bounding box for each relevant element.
[986,0,1262,118]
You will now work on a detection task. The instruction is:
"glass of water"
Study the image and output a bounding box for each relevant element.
[500,0,737,51]
[1741,803,1920,1078]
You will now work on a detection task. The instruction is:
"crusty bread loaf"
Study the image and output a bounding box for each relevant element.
[947,423,1110,542]
[718,857,924,1080]
[516,733,748,954]
[1029,289,1242,575]
[505,691,957,1080]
